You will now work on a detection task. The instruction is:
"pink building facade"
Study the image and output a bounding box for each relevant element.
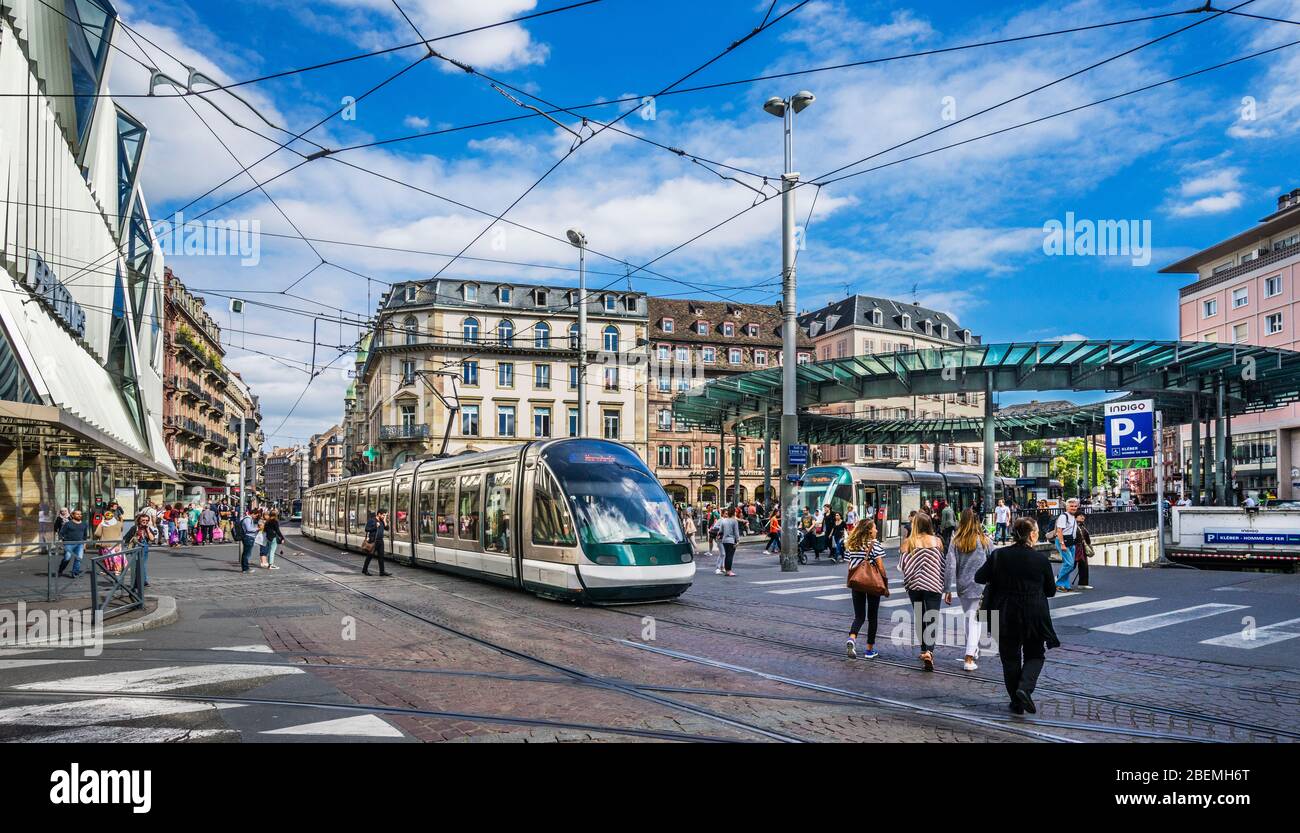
[1162,189,1300,499]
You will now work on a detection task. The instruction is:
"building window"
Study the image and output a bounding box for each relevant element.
[657,375,670,392]
[498,362,514,387]
[461,405,479,436]
[901,314,911,329]
[498,405,516,437]
[676,376,690,392]
[462,361,479,386]
[696,320,709,335]
[1232,287,1249,308]
[940,324,949,340]
[1233,322,1248,343]
[400,403,417,430]
[535,363,551,389]
[498,286,511,303]
[603,367,619,391]
[535,289,547,306]
[569,365,579,390]
[797,352,811,364]
[722,322,735,337]
[534,407,551,438]
[870,309,882,325]
[756,446,766,469]
[603,325,619,352]
[728,348,742,364]
[657,344,670,362]
[498,318,515,346]
[463,284,478,302]
[704,446,717,468]
[604,295,617,313]
[657,445,672,467]
[677,446,691,467]
[400,359,415,386]
[1266,275,1282,297]
[1202,299,1217,318]
[404,284,417,302]
[403,315,418,345]
[568,407,579,437]
[1267,312,1283,335]
[754,350,768,366]
[745,323,758,336]
[534,321,550,348]
[602,410,620,440]
[658,409,672,430]
[702,346,716,363]
[463,317,480,343]
[662,318,674,333]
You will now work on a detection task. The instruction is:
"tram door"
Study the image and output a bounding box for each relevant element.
[855,484,901,539]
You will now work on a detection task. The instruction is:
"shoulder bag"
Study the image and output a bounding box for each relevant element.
[847,552,889,596]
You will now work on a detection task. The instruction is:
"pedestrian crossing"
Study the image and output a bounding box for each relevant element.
[743,574,1300,652]
[0,654,408,743]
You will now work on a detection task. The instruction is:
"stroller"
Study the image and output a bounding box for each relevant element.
[795,526,829,565]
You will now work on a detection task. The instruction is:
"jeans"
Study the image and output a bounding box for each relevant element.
[850,590,881,644]
[766,532,780,553]
[139,541,149,585]
[59,542,85,576]
[240,539,255,572]
[995,522,1008,543]
[722,542,736,572]
[266,538,279,567]
[1056,543,1076,588]
[908,590,942,653]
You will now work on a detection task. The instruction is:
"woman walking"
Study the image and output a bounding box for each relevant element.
[1074,510,1094,590]
[262,509,285,570]
[899,512,945,671]
[681,510,696,549]
[945,508,991,671]
[829,511,847,563]
[844,519,886,660]
[974,517,1060,714]
[363,509,390,576]
[709,506,740,577]
[765,508,781,554]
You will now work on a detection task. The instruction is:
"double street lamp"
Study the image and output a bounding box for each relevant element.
[763,90,815,573]
[566,228,588,439]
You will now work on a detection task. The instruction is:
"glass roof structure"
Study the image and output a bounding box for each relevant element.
[673,340,1300,434]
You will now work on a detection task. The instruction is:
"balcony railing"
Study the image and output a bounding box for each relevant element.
[177,459,229,479]
[379,424,430,441]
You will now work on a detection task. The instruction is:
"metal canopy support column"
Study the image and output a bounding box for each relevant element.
[1225,397,1234,504]
[933,440,941,473]
[1190,394,1200,505]
[982,373,995,522]
[763,411,772,511]
[1203,408,1212,505]
[1215,374,1227,506]
[732,426,741,510]
[718,422,727,509]
[1080,433,1090,500]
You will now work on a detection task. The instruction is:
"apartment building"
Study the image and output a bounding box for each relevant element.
[798,295,985,472]
[1161,187,1300,499]
[309,424,344,486]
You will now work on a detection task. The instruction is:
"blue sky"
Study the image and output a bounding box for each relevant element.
[109,0,1300,441]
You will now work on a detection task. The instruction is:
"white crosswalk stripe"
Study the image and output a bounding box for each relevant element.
[1200,617,1300,649]
[261,715,403,738]
[768,583,850,595]
[0,696,243,726]
[750,576,839,585]
[1050,596,1156,619]
[1091,603,1249,635]
[12,663,303,694]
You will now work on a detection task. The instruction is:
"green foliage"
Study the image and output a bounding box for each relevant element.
[997,453,1020,478]
[1021,439,1046,455]
[1050,439,1111,495]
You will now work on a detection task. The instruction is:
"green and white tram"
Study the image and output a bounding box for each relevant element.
[301,439,694,603]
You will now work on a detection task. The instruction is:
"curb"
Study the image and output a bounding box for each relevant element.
[102,595,179,636]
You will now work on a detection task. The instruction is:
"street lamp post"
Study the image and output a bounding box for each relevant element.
[764,90,815,573]
[566,228,588,439]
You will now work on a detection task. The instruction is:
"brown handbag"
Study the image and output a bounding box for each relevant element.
[848,554,889,597]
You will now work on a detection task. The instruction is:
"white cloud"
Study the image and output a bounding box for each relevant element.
[1169,192,1244,218]
[403,115,430,129]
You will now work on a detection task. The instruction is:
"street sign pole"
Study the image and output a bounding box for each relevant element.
[1156,409,1166,564]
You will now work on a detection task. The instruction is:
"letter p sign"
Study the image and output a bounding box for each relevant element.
[1109,417,1133,447]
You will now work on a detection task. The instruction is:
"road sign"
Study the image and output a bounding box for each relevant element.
[788,444,809,465]
[1109,457,1151,470]
[1104,399,1155,460]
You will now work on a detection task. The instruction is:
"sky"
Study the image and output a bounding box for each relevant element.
[104,0,1300,445]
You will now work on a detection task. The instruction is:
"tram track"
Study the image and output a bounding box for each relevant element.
[281,537,1299,742]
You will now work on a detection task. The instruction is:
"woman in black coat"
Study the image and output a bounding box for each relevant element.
[974,516,1060,714]
[363,509,389,577]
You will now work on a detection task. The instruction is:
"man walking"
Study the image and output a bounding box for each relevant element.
[56,509,89,578]
[238,508,260,573]
[939,500,957,552]
[1054,498,1080,592]
[995,498,1011,544]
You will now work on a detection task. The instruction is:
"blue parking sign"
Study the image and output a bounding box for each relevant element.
[788,444,809,465]
[1105,400,1155,460]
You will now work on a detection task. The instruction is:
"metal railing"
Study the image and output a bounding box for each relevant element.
[1017,508,1157,538]
[88,546,145,620]
[379,423,430,440]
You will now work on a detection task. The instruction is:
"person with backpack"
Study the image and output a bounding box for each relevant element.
[236,508,260,573]
[844,519,886,660]
[975,517,1060,715]
[945,508,991,671]
[899,512,945,672]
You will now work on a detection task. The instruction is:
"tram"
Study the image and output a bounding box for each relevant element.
[300,439,693,603]
[796,465,1058,538]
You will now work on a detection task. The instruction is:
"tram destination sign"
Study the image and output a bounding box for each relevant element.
[1105,399,1155,460]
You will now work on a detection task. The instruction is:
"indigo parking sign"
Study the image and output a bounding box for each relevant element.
[1105,399,1155,460]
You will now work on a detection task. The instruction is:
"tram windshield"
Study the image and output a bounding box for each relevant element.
[542,441,685,546]
[799,468,853,518]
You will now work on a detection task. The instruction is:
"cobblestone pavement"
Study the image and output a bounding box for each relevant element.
[4,532,1293,743]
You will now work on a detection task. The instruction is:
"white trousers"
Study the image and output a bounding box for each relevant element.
[960,596,983,658]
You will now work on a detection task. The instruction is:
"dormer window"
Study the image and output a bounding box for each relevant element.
[960,329,971,344]
[535,289,547,306]
[463,284,478,302]
[604,295,617,312]
[901,314,911,330]
[403,285,417,302]
[722,322,735,337]
[662,317,675,333]
[870,308,882,326]
[922,320,933,335]
[497,286,511,303]
[624,296,637,312]
[696,320,709,335]
[941,324,949,340]
[745,323,758,337]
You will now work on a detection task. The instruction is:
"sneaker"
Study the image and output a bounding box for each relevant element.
[861,648,879,659]
[269,565,281,570]
[845,638,857,658]
[1078,584,1093,589]
[963,659,978,672]
[714,569,725,575]
[1056,585,1073,592]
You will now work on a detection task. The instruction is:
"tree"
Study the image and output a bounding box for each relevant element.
[1021,439,1046,456]
[1051,439,1110,497]
[997,453,1020,478]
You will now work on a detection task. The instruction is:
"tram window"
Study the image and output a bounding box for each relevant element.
[379,485,391,518]
[348,488,361,531]
[417,477,435,543]
[395,478,411,535]
[458,474,481,540]
[532,467,576,547]
[483,471,512,553]
[367,487,379,525]
[335,491,344,530]
[436,479,456,536]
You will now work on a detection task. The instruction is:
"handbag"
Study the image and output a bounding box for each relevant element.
[212,527,224,542]
[847,553,889,596]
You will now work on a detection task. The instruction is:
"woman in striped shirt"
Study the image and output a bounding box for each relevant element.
[899,512,945,671]
[844,519,886,660]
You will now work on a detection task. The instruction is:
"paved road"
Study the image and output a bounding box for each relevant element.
[707,541,1300,669]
